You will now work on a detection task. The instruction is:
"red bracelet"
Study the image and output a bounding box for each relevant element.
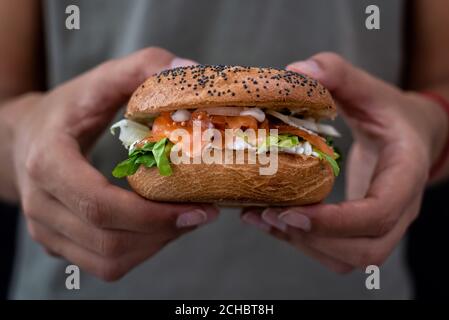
[420,91,449,180]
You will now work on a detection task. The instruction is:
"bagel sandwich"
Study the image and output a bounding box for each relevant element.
[110,65,341,206]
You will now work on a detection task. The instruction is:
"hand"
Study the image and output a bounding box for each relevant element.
[10,47,219,281]
[241,52,448,273]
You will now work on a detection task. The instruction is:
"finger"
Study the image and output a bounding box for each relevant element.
[170,57,199,68]
[286,52,399,109]
[60,47,176,120]
[26,189,189,257]
[27,219,163,281]
[295,197,421,268]
[241,210,354,274]
[345,142,378,201]
[274,144,426,237]
[28,140,219,232]
[241,208,271,231]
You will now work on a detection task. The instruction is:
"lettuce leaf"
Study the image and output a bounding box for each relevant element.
[258,134,301,153]
[112,138,173,178]
[314,149,340,177]
[278,135,300,148]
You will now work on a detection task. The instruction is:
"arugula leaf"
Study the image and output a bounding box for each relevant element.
[152,138,172,176]
[112,155,140,178]
[112,139,173,178]
[129,141,156,156]
[140,141,156,152]
[315,150,340,177]
[135,154,156,168]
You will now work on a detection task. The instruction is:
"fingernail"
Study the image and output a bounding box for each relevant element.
[170,57,198,69]
[279,210,312,231]
[176,209,207,228]
[287,60,322,78]
[242,212,271,232]
[261,208,287,232]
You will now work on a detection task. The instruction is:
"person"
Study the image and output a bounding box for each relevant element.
[1,0,448,299]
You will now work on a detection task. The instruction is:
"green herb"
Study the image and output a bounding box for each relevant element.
[111,155,140,178]
[277,134,300,148]
[152,138,173,176]
[257,134,302,152]
[315,149,340,177]
[112,138,173,178]
[135,154,156,167]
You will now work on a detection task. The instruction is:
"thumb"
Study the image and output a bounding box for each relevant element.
[170,57,199,68]
[74,49,198,111]
[286,52,396,107]
[68,47,176,113]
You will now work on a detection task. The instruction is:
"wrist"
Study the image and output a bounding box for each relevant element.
[414,91,449,180]
[0,92,43,203]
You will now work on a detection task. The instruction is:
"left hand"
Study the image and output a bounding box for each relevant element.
[241,52,448,273]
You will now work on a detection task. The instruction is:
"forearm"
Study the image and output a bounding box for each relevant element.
[406,0,449,183]
[407,83,449,184]
[0,93,40,203]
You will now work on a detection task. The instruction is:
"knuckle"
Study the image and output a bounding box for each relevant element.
[97,261,126,282]
[77,195,106,227]
[24,149,44,181]
[98,233,126,258]
[375,214,396,237]
[318,204,345,235]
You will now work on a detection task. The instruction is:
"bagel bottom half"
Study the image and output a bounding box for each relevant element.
[127,152,334,206]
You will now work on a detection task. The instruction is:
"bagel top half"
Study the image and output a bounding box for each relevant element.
[126,65,336,120]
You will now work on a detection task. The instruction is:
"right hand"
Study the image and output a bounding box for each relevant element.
[10,48,219,281]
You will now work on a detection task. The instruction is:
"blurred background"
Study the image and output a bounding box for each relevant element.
[1,183,449,300]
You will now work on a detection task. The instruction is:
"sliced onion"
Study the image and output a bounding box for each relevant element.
[240,107,265,122]
[110,119,150,149]
[316,123,341,137]
[171,109,191,122]
[266,110,341,137]
[203,106,244,116]
[266,110,316,135]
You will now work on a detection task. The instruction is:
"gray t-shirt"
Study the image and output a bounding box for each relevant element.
[10,0,411,299]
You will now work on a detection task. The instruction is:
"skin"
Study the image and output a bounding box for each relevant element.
[241,1,449,273]
[0,0,448,279]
